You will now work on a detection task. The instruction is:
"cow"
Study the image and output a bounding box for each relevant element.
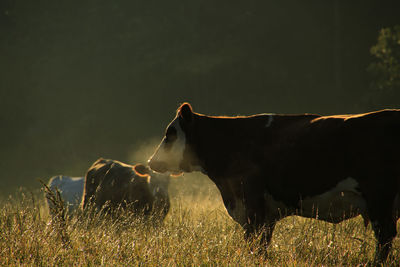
[148,102,400,263]
[46,175,85,216]
[82,158,170,221]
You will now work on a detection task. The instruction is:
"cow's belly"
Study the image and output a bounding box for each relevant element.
[225,177,368,226]
[299,177,367,223]
[300,191,367,222]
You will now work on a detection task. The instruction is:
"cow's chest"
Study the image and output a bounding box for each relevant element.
[216,177,249,226]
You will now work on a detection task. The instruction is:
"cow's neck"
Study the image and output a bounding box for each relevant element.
[191,114,265,178]
[187,114,266,224]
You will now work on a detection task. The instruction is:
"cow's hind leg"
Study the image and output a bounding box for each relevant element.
[369,211,398,264]
[363,174,399,263]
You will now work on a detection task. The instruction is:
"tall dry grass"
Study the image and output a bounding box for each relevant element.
[0,178,399,266]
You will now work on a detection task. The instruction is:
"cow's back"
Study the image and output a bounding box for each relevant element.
[338,109,400,176]
[261,110,400,202]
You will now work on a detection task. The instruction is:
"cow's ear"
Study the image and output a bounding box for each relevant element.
[133,164,151,177]
[178,102,193,123]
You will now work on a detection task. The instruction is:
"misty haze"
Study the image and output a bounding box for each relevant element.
[1,0,399,195]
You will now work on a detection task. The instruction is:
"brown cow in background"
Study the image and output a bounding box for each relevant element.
[82,158,170,221]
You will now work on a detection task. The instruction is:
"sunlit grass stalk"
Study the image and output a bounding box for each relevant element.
[40,180,72,249]
[0,187,398,266]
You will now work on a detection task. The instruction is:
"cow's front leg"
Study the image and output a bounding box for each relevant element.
[244,220,276,253]
[243,179,275,252]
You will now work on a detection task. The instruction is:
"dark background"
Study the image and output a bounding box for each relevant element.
[1,0,399,196]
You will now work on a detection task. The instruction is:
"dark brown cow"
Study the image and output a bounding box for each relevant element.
[82,158,170,221]
[148,102,400,263]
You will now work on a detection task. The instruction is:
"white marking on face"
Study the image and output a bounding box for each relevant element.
[265,115,274,128]
[300,177,367,222]
[149,117,186,173]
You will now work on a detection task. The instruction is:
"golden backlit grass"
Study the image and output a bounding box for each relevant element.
[1,180,399,266]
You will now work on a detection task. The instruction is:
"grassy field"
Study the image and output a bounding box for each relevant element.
[1,176,399,266]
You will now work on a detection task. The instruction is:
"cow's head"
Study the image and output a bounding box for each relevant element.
[148,102,201,175]
[134,163,171,197]
[134,163,170,187]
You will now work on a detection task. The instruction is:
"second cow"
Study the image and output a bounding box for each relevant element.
[81,158,171,222]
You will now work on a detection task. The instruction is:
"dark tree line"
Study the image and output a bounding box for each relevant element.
[0,0,399,194]
[367,25,400,108]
